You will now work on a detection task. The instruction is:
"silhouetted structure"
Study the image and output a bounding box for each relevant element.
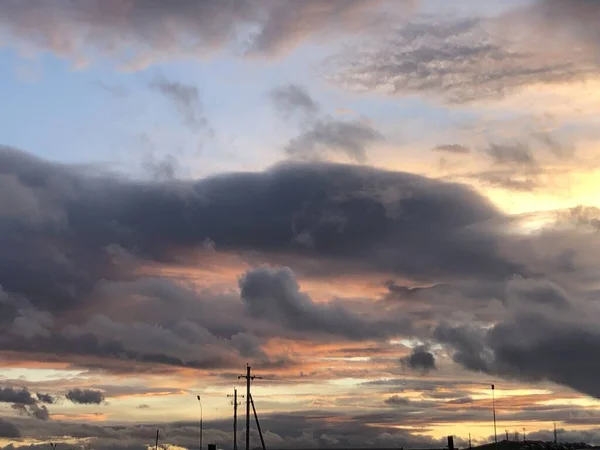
[228,388,243,450]
[239,364,266,450]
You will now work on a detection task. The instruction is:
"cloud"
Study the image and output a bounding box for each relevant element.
[270,85,383,162]
[384,395,411,406]
[485,142,536,166]
[0,412,461,450]
[521,0,600,55]
[328,13,600,104]
[0,419,20,438]
[285,119,383,163]
[0,387,36,405]
[434,275,600,399]
[0,387,50,421]
[270,85,319,117]
[471,169,540,192]
[0,0,392,68]
[150,76,210,131]
[0,146,516,309]
[432,144,470,154]
[11,403,49,421]
[66,389,105,405]
[400,345,436,373]
[36,393,55,404]
[136,404,150,409]
[0,146,529,373]
[239,266,405,340]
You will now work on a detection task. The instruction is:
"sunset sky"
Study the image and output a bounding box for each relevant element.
[1,1,600,449]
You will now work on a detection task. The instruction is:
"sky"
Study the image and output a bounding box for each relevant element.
[1,0,600,449]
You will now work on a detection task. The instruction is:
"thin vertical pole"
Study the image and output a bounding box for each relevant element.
[492,384,498,450]
[250,394,266,450]
[234,389,238,450]
[228,388,242,450]
[238,363,262,450]
[155,429,159,450]
[554,423,558,446]
[197,395,203,450]
[246,365,251,450]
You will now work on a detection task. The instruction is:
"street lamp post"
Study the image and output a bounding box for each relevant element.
[197,395,203,450]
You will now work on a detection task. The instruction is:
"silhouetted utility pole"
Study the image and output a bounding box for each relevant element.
[506,430,509,441]
[469,433,472,449]
[228,388,243,450]
[523,428,526,443]
[239,364,263,450]
[155,429,160,450]
[250,393,266,450]
[196,395,203,450]
[554,423,558,446]
[492,384,498,450]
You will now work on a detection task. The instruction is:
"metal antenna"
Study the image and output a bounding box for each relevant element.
[238,364,263,450]
[228,388,244,450]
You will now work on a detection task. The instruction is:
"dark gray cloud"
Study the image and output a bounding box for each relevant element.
[270,85,383,162]
[270,84,319,117]
[285,118,383,163]
[433,276,600,399]
[0,411,460,450]
[0,387,36,405]
[141,153,180,181]
[0,146,525,371]
[36,393,55,404]
[7,394,600,448]
[329,13,599,104]
[239,266,406,340]
[0,387,50,421]
[150,76,209,131]
[66,389,105,405]
[432,144,471,154]
[384,394,411,406]
[11,402,50,421]
[524,0,600,54]
[0,146,515,308]
[0,0,391,67]
[400,345,436,373]
[0,419,20,438]
[485,142,536,166]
